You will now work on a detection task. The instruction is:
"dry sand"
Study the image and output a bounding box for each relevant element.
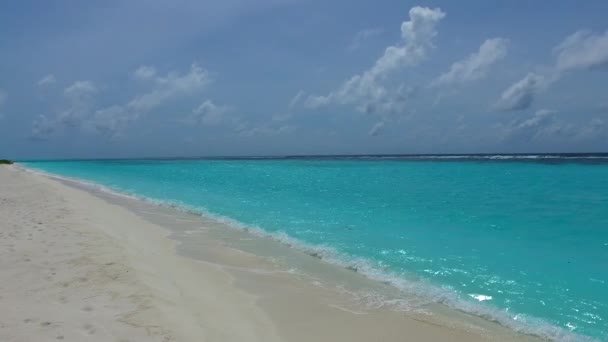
[0,166,539,341]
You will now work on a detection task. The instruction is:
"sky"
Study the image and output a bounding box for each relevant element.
[1,0,607,159]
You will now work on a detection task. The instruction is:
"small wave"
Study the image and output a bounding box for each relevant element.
[243,231,591,341]
[469,294,493,302]
[18,164,597,342]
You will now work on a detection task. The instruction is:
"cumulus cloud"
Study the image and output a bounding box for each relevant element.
[37,74,57,87]
[495,29,608,111]
[431,38,509,87]
[64,81,97,101]
[30,63,218,139]
[494,73,545,111]
[61,81,97,126]
[554,30,608,72]
[128,63,210,113]
[95,64,218,136]
[30,80,97,139]
[349,28,384,51]
[190,100,231,126]
[306,6,445,116]
[91,64,213,136]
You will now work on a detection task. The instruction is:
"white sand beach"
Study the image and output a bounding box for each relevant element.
[0,165,539,342]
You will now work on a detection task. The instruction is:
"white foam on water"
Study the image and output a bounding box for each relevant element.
[18,164,598,342]
[470,294,493,302]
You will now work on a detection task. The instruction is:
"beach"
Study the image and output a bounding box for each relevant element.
[1,165,543,341]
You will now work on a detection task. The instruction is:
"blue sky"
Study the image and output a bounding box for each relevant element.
[1,0,607,159]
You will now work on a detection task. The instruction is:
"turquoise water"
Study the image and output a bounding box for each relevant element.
[22,157,608,341]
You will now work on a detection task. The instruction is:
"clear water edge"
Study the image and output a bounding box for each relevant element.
[18,158,608,341]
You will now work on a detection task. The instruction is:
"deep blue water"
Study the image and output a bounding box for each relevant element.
[22,156,608,341]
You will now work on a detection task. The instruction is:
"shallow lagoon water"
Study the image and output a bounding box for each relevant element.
[23,156,608,341]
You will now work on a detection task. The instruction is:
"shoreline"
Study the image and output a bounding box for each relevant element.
[1,165,546,341]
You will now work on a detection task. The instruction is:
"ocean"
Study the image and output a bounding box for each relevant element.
[22,155,608,341]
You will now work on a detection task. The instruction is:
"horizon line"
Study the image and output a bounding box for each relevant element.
[16,151,608,162]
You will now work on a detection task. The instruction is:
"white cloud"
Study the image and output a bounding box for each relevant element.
[38,74,57,87]
[190,100,231,126]
[555,30,608,72]
[498,109,604,144]
[289,90,304,110]
[64,80,97,100]
[274,90,305,122]
[128,63,210,113]
[432,38,509,87]
[520,109,556,128]
[31,64,215,139]
[495,29,608,112]
[91,63,214,136]
[533,109,557,117]
[61,80,98,126]
[349,28,384,51]
[133,66,157,81]
[30,80,98,138]
[392,6,445,70]
[306,6,445,115]
[368,121,385,136]
[501,108,557,141]
[494,73,545,111]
